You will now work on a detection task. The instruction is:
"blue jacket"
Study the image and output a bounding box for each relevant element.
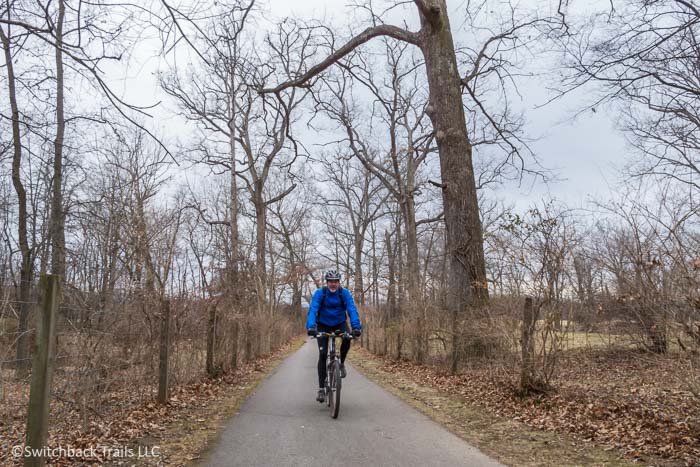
[306,287,362,330]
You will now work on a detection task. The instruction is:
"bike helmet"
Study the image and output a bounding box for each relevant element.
[324,269,341,281]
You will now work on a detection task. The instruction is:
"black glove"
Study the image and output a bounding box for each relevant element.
[307,328,317,337]
[352,328,362,338]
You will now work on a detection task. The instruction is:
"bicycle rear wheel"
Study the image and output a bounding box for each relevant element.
[329,360,342,419]
[325,362,331,407]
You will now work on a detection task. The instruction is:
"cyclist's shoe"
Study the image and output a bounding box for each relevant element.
[316,388,325,403]
[340,363,347,378]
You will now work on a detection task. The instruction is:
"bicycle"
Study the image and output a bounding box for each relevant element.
[312,331,354,419]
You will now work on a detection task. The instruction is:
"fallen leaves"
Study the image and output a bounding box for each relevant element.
[357,346,700,465]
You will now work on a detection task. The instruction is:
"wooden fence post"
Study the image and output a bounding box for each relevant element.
[244,321,253,362]
[360,319,366,348]
[450,308,459,375]
[230,319,239,371]
[382,311,388,356]
[157,299,170,404]
[520,297,536,393]
[206,303,216,378]
[25,274,59,467]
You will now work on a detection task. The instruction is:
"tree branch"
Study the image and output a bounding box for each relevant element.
[265,183,297,206]
[674,0,700,19]
[260,25,420,94]
[184,203,230,227]
[416,212,444,226]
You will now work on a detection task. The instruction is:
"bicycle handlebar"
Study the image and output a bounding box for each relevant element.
[311,331,355,339]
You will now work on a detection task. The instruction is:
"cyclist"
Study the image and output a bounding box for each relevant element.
[306,269,362,403]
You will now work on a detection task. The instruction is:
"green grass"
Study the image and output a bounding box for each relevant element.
[558,331,633,350]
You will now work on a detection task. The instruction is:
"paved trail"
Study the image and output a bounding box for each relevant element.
[198,340,502,467]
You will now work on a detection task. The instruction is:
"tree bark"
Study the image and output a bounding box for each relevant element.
[396,220,404,307]
[385,231,397,317]
[353,233,364,306]
[50,0,66,279]
[98,190,120,329]
[371,222,379,306]
[402,194,420,303]
[418,0,487,310]
[253,183,266,290]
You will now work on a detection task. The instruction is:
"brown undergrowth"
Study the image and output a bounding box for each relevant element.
[0,336,305,466]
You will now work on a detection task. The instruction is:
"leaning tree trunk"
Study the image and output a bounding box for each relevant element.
[418,0,488,311]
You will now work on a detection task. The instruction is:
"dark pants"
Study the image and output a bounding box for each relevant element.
[316,322,351,388]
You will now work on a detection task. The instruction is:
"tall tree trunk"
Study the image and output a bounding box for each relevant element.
[418,0,488,310]
[253,183,266,302]
[354,233,364,306]
[401,194,420,304]
[136,195,156,295]
[387,228,402,359]
[396,220,404,308]
[371,222,379,306]
[50,0,66,279]
[228,70,240,293]
[98,195,120,328]
[291,281,302,311]
[1,22,33,372]
[385,231,397,317]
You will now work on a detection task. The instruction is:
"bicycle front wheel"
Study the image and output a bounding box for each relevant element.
[329,360,342,419]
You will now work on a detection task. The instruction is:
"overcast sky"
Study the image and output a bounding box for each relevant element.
[109,0,631,212]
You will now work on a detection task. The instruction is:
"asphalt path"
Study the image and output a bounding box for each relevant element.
[198,339,502,467]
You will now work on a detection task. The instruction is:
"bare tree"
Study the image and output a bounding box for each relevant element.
[161,11,308,296]
[267,178,316,311]
[317,155,389,305]
[160,0,256,290]
[262,0,553,312]
[560,0,700,192]
[0,7,34,370]
[0,0,161,282]
[261,0,490,311]
[313,40,440,305]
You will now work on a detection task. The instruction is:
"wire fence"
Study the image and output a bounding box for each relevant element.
[361,294,700,364]
[0,275,303,465]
